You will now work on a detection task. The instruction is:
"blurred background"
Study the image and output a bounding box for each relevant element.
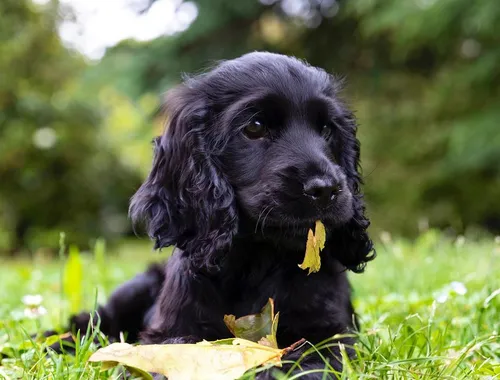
[1,0,499,256]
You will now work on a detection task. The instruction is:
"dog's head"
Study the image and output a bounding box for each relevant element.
[130,52,375,272]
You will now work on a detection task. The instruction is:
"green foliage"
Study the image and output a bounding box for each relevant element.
[1,0,499,252]
[0,234,498,378]
[0,0,143,253]
[341,0,500,234]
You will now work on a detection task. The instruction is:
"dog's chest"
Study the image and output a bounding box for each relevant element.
[221,258,336,319]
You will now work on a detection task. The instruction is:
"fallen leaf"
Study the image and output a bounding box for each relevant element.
[258,301,280,349]
[88,338,285,380]
[223,314,237,337]
[298,220,326,274]
[257,311,279,349]
[224,299,278,347]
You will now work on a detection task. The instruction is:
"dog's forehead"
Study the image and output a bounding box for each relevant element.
[208,52,333,102]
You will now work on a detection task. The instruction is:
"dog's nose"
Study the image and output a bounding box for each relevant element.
[303,177,341,204]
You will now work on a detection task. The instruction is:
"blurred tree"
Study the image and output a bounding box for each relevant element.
[339,0,500,234]
[90,0,499,235]
[2,0,497,252]
[0,0,142,253]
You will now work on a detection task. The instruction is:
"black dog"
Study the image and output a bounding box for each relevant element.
[53,52,375,379]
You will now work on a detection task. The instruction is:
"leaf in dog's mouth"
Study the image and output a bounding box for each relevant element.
[298,220,326,274]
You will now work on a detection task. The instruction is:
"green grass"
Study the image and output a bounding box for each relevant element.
[0,230,499,379]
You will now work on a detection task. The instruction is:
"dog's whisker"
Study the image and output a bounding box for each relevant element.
[254,208,266,234]
[255,204,272,233]
[260,206,276,236]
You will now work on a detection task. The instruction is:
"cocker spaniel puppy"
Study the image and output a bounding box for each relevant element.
[57,52,375,379]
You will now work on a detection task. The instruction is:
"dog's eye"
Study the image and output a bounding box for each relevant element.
[243,120,267,139]
[321,124,333,140]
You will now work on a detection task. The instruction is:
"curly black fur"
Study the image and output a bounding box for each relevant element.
[53,52,375,379]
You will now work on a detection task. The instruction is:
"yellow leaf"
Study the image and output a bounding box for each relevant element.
[88,338,285,380]
[298,221,326,274]
[315,220,326,251]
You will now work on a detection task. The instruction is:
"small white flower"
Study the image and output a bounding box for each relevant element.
[450,281,467,295]
[22,294,43,307]
[435,281,468,303]
[494,236,500,245]
[22,294,47,319]
[24,305,47,319]
[436,293,448,303]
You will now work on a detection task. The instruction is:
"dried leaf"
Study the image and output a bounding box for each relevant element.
[223,299,279,349]
[314,220,326,251]
[298,221,326,274]
[257,310,279,348]
[298,228,320,274]
[223,314,237,337]
[88,338,285,380]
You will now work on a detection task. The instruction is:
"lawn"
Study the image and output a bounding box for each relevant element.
[0,230,499,379]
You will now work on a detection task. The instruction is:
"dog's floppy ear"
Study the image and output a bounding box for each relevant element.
[129,85,238,272]
[328,107,376,273]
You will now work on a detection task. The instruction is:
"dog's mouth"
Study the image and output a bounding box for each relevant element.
[238,185,353,236]
[251,198,351,226]
[241,218,327,252]
[249,209,334,233]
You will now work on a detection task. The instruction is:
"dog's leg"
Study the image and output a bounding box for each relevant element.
[139,254,232,346]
